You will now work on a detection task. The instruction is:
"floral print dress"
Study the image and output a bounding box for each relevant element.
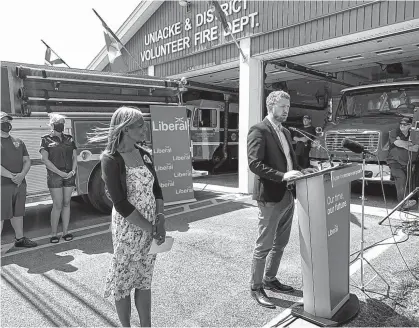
[104,164,157,300]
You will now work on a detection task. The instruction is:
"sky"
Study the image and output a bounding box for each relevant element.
[0,0,141,69]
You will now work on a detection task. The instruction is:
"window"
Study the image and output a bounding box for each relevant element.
[336,86,419,119]
[219,112,239,129]
[193,108,218,128]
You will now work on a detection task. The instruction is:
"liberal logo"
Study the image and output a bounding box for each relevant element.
[152,117,188,131]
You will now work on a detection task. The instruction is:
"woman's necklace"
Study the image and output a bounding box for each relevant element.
[121,149,144,167]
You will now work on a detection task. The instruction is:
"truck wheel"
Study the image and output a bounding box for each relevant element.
[88,167,112,214]
[212,147,223,166]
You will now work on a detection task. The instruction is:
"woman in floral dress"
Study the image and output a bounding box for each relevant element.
[90,106,166,327]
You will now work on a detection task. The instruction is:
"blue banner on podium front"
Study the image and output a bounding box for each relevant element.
[150,106,195,206]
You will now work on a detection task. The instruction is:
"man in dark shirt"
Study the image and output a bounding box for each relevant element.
[1,112,37,247]
[387,117,419,210]
[293,115,317,169]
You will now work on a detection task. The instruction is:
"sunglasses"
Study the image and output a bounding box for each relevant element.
[400,123,411,126]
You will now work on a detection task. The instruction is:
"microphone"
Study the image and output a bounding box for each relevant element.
[341,138,375,156]
[289,126,334,168]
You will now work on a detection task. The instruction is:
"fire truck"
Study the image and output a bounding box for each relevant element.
[185,89,328,170]
[1,61,185,213]
[187,99,239,167]
[310,79,419,183]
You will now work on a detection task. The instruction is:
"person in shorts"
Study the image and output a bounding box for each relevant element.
[1,112,37,247]
[40,114,77,243]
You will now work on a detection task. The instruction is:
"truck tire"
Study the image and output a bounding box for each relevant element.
[88,167,112,214]
[212,146,223,166]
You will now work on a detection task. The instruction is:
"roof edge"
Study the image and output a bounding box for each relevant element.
[86,0,163,71]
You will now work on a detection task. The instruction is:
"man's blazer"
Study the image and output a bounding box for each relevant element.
[247,117,299,203]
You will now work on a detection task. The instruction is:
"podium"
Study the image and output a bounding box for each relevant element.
[289,164,362,325]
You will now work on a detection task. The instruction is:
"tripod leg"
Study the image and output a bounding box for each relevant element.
[378,187,419,225]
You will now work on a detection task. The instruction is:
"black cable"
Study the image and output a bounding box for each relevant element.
[349,234,411,264]
[376,154,419,280]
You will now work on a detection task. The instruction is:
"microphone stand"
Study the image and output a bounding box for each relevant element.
[353,151,390,294]
[291,127,335,169]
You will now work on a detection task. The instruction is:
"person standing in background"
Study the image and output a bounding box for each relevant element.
[1,112,37,248]
[387,117,419,210]
[40,113,78,243]
[293,115,316,169]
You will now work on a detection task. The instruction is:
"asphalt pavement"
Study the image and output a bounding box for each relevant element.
[1,176,418,327]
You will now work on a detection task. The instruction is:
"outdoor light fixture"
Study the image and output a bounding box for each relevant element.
[178,0,191,11]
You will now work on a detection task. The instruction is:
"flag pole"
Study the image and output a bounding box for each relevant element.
[92,9,144,72]
[228,33,247,63]
[41,39,71,68]
[208,1,247,62]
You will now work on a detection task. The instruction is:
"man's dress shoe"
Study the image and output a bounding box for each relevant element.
[250,287,276,309]
[263,279,295,293]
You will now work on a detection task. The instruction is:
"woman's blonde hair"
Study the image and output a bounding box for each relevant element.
[88,106,144,155]
[48,113,66,126]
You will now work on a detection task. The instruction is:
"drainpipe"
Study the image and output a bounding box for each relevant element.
[214,93,230,171]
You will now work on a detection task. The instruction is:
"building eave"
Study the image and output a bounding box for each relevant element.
[86,0,163,71]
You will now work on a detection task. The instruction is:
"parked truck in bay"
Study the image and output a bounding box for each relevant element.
[309,80,419,183]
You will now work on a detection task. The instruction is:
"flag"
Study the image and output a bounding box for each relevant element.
[101,21,128,72]
[103,26,122,64]
[208,1,229,33]
[44,47,65,66]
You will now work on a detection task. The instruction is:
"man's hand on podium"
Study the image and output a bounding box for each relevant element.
[301,167,319,175]
[284,170,304,181]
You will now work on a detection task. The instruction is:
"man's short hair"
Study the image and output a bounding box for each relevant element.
[266,90,290,113]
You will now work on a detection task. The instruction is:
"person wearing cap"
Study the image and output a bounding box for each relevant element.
[1,112,37,247]
[387,117,419,210]
[292,115,317,169]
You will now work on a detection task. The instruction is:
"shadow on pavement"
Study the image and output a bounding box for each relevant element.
[1,263,120,327]
[1,271,79,326]
[269,289,303,308]
[1,233,113,274]
[1,199,109,244]
[350,213,363,229]
[165,200,256,233]
[192,189,231,202]
[2,198,255,274]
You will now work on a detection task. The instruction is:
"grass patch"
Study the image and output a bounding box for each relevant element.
[346,263,419,327]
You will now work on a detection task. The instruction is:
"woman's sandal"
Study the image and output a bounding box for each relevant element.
[50,236,60,243]
[63,233,74,241]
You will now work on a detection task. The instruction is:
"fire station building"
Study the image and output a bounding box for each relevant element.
[88,0,419,193]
